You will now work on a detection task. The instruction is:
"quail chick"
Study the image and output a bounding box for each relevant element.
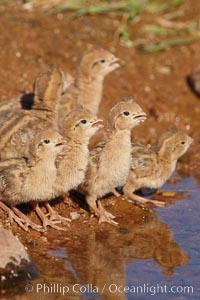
[0,66,63,159]
[57,46,120,126]
[79,96,147,225]
[0,130,64,232]
[45,109,103,224]
[31,65,66,111]
[0,65,65,119]
[123,128,193,206]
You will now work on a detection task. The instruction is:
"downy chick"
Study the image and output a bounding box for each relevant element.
[123,128,193,206]
[44,109,103,224]
[79,96,147,225]
[0,65,66,119]
[0,66,64,159]
[57,46,120,126]
[0,130,64,232]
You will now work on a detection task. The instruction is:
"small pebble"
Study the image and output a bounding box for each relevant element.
[149,74,155,80]
[41,236,48,243]
[185,124,190,130]
[156,66,171,75]
[16,52,21,58]
[70,212,80,220]
[118,227,130,234]
[23,3,33,11]
[57,13,63,20]
[144,86,151,93]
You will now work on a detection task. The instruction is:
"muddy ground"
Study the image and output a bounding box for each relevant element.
[0,1,200,299]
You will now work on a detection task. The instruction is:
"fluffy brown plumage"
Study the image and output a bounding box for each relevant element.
[123,128,193,206]
[0,66,64,159]
[55,109,103,194]
[0,129,64,231]
[40,109,103,226]
[57,46,120,127]
[79,96,147,225]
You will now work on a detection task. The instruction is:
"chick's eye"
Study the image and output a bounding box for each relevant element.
[81,119,87,124]
[123,111,130,116]
[43,139,50,144]
[100,59,106,63]
[181,141,186,145]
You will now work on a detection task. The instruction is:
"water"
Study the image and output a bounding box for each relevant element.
[42,176,200,300]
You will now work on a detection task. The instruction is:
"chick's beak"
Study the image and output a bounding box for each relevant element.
[91,119,104,129]
[189,137,194,145]
[110,57,120,67]
[133,112,147,122]
[55,139,66,147]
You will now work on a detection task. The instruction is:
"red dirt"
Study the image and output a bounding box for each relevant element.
[0,2,199,296]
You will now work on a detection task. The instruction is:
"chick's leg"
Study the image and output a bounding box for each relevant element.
[12,207,45,232]
[0,200,43,232]
[86,194,118,225]
[97,201,116,220]
[44,202,71,225]
[112,188,121,197]
[0,201,28,231]
[32,202,66,231]
[123,182,166,208]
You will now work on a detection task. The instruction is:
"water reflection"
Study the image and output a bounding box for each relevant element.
[46,212,189,300]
